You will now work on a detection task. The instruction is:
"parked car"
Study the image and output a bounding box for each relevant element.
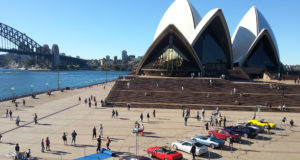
[208,129,241,142]
[119,155,150,160]
[147,146,183,160]
[172,140,208,156]
[237,123,265,133]
[248,119,276,129]
[191,136,225,149]
[224,126,257,138]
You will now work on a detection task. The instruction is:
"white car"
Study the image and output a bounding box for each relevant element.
[171,140,208,156]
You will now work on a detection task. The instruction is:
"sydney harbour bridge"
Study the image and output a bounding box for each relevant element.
[0,22,87,69]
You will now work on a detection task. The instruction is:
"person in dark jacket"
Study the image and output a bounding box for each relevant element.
[190,143,196,160]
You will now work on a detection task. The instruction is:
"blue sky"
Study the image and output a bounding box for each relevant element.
[0,0,299,64]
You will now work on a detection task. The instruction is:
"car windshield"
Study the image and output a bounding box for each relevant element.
[194,143,203,147]
[210,137,220,142]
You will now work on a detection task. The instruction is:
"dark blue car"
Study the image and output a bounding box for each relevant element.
[224,126,257,138]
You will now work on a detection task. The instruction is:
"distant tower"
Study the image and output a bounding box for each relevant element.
[114,56,118,64]
[122,50,128,63]
[106,55,110,61]
[52,44,60,68]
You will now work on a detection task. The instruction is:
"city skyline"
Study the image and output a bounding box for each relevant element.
[0,0,299,64]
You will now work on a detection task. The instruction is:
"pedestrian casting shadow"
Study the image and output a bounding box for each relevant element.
[254,135,272,141]
[202,151,222,159]
[239,139,254,145]
[262,131,276,135]
[143,132,155,135]
[1,142,15,145]
[25,105,35,108]
[110,137,124,142]
[119,118,129,120]
[220,146,238,152]
[73,144,96,148]
[157,118,170,120]
[39,123,52,126]
[147,121,161,124]
[45,150,71,155]
[143,135,163,139]
[188,125,202,128]
[20,125,32,128]
[275,127,285,131]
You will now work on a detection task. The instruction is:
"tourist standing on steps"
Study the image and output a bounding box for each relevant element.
[100,124,103,137]
[140,113,143,122]
[9,110,12,120]
[96,135,101,153]
[62,132,67,145]
[41,139,45,152]
[34,113,38,124]
[71,130,77,146]
[45,137,50,151]
[106,136,111,150]
[93,126,97,139]
[153,110,156,118]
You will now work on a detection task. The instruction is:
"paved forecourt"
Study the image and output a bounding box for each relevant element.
[0,81,300,160]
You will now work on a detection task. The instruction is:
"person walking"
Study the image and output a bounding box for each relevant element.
[34,113,38,125]
[16,116,20,126]
[147,113,150,122]
[41,139,45,152]
[209,116,213,126]
[205,122,209,131]
[140,113,143,122]
[127,103,130,110]
[223,116,227,127]
[15,143,20,154]
[190,143,196,160]
[202,108,205,117]
[153,110,156,118]
[78,96,81,102]
[23,99,26,106]
[229,137,234,151]
[15,102,18,110]
[282,116,286,125]
[112,109,115,118]
[196,111,200,121]
[45,137,50,151]
[182,109,185,118]
[267,124,271,134]
[62,132,67,145]
[116,110,118,118]
[93,126,97,139]
[290,119,294,128]
[106,136,111,150]
[0,133,2,143]
[100,124,103,137]
[71,130,77,146]
[96,135,102,153]
[9,110,12,120]
[6,109,8,118]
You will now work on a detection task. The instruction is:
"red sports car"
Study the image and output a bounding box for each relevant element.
[208,129,241,142]
[147,146,183,160]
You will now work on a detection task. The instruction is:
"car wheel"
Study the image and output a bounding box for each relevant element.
[173,145,178,150]
[226,137,230,142]
[210,133,214,137]
[211,144,215,149]
[244,133,248,138]
[148,152,152,158]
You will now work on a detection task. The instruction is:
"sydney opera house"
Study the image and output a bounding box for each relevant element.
[136,0,281,79]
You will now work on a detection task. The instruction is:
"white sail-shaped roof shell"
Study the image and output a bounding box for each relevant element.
[232,6,279,65]
[239,29,280,67]
[154,0,201,41]
[189,8,233,67]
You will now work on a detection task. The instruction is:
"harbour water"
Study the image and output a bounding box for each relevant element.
[0,68,129,99]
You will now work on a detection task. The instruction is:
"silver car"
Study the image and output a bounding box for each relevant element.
[171,140,208,156]
[191,136,225,149]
